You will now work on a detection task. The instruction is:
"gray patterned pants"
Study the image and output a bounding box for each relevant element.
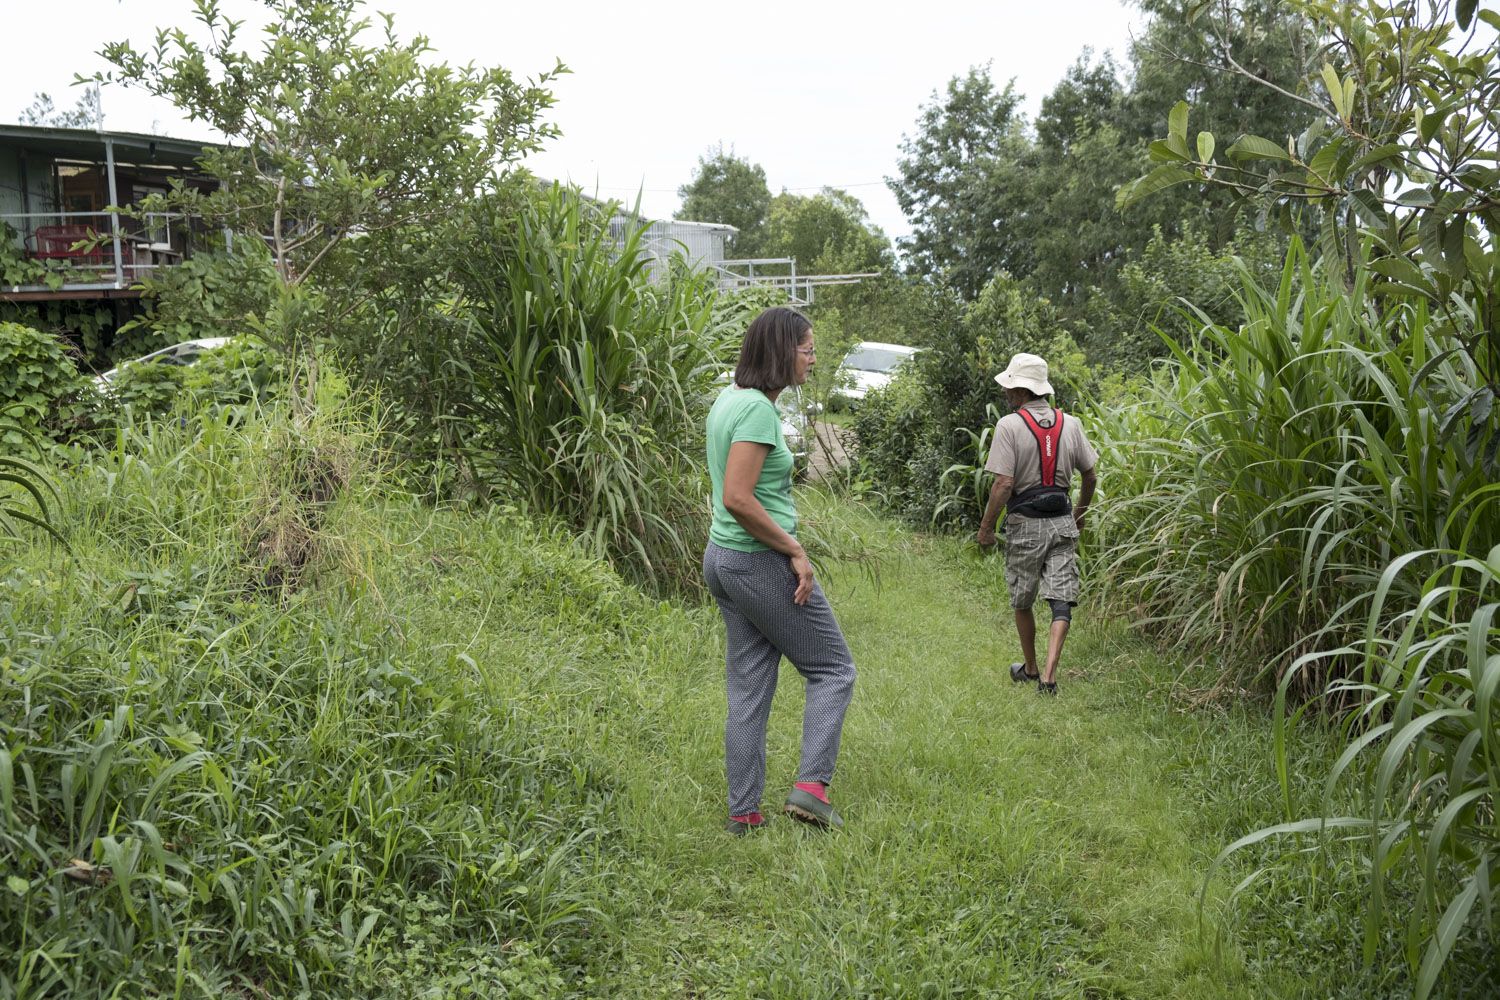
[703,542,857,816]
[1003,512,1081,608]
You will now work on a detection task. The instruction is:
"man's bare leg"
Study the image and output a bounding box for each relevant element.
[1042,619,1070,684]
[1014,608,1039,676]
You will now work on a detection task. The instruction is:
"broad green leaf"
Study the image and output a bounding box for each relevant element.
[1349,190,1396,244]
[1168,100,1189,141]
[1419,212,1446,267]
[1456,0,1478,30]
[1351,143,1405,174]
[1196,131,1215,163]
[1116,165,1195,209]
[1322,64,1347,118]
[1441,215,1467,280]
[5,875,25,896]
[1305,141,1345,188]
[1430,189,1471,221]
[1420,109,1444,144]
[1396,187,1436,207]
[1369,256,1432,291]
[1149,138,1190,163]
[1480,10,1500,33]
[1227,135,1291,162]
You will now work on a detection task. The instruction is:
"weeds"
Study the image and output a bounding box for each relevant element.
[0,398,619,997]
[1086,242,1497,689]
[454,185,737,596]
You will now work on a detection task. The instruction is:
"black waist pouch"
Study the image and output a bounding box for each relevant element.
[1008,485,1072,519]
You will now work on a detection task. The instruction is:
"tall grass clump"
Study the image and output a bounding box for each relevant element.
[453,184,735,594]
[1085,239,1499,990]
[0,394,629,997]
[1224,543,1500,999]
[1087,241,1497,688]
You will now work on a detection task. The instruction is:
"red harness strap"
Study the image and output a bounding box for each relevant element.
[1016,407,1065,486]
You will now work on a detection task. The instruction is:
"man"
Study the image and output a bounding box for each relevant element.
[976,353,1099,695]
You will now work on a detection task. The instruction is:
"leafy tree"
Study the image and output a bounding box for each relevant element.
[1120,0,1498,468]
[1122,0,1317,155]
[676,143,772,252]
[757,187,891,274]
[1093,221,1284,367]
[887,66,1032,298]
[95,0,563,312]
[889,4,1317,312]
[1035,52,1124,155]
[92,0,564,433]
[18,88,102,128]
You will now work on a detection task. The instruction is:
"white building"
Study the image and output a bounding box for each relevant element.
[608,216,738,278]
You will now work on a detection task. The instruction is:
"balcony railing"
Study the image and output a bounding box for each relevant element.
[2,210,196,294]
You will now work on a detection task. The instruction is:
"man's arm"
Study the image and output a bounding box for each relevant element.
[1075,466,1098,531]
[977,474,1014,547]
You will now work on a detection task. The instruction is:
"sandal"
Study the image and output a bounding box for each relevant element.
[1038,679,1058,696]
[1009,662,1040,684]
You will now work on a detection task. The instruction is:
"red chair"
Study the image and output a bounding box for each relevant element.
[31,224,107,264]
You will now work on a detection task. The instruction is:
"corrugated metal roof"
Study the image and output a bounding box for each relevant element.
[0,123,217,166]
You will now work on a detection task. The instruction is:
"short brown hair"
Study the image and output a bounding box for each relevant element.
[734,306,810,392]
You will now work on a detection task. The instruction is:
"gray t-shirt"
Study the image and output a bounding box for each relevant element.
[984,400,1098,497]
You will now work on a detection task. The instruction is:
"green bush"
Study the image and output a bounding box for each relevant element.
[1088,223,1286,370]
[0,321,93,444]
[453,184,737,594]
[112,247,278,366]
[1086,242,1497,680]
[853,272,1089,530]
[0,397,622,996]
[102,338,284,423]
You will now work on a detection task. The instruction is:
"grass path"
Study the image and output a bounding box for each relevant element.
[575,510,1366,998]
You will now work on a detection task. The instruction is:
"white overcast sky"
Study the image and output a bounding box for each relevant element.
[2,0,1150,241]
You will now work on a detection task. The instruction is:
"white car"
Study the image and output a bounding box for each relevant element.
[834,341,920,404]
[93,337,235,388]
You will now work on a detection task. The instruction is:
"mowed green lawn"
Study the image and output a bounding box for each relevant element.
[557,503,1383,999]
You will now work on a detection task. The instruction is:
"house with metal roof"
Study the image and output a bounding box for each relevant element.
[0,123,218,302]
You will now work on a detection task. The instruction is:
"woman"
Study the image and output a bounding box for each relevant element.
[703,306,857,835]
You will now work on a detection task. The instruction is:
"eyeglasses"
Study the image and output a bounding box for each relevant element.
[796,347,817,358]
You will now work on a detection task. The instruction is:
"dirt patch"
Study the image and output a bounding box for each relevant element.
[806,420,854,482]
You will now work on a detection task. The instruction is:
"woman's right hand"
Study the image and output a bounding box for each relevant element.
[789,551,815,605]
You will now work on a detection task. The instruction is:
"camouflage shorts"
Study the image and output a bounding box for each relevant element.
[1003,513,1081,609]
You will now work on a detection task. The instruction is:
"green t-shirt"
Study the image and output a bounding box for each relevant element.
[706,386,797,552]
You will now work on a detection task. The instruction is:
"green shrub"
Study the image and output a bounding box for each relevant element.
[1086,242,1497,680]
[0,397,621,996]
[1090,223,1285,370]
[102,337,283,423]
[114,247,278,366]
[453,184,737,594]
[0,321,93,443]
[853,272,1089,530]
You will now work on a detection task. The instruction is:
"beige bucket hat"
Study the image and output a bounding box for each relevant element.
[994,353,1054,396]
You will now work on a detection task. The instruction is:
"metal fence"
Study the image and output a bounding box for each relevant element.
[2,210,192,292]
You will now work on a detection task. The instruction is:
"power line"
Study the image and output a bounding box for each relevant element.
[568,180,892,194]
